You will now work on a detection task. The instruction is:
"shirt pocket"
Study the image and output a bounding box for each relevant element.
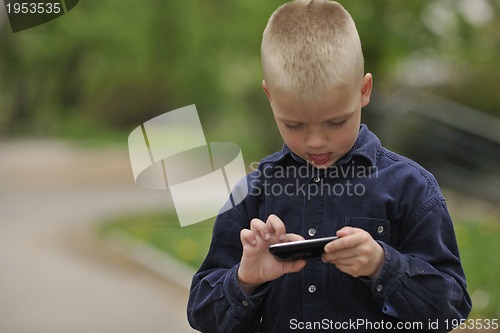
[345,217,390,243]
[340,217,391,295]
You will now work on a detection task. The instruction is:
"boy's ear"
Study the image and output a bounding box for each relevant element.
[360,73,373,108]
[262,80,272,104]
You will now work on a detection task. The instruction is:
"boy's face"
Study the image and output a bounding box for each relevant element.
[263,74,373,168]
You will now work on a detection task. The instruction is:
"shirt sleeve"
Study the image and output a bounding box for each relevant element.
[187,203,269,333]
[364,197,472,332]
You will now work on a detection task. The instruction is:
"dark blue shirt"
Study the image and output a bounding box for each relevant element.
[187,125,471,332]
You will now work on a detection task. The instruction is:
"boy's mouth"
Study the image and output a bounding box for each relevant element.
[308,153,331,165]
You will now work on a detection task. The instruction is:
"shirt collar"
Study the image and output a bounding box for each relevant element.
[335,124,380,167]
[259,124,380,168]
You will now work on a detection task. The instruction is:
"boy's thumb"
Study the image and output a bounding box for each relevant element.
[336,226,356,238]
[286,259,306,273]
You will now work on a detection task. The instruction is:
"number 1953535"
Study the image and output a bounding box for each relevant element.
[5,1,62,15]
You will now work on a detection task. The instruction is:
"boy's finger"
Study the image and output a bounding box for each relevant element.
[283,259,306,274]
[266,214,287,241]
[322,248,357,262]
[325,229,370,253]
[240,229,257,246]
[250,218,271,241]
[336,226,357,237]
[285,233,305,242]
[324,234,358,253]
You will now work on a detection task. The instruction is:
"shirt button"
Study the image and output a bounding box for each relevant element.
[313,177,321,183]
[308,285,317,293]
[308,228,316,237]
[377,225,384,234]
[242,300,249,307]
[376,284,384,292]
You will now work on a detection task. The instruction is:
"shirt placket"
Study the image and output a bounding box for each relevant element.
[301,172,328,325]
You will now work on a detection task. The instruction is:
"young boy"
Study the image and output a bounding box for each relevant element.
[187,1,471,332]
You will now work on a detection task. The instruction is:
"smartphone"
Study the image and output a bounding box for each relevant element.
[268,236,339,261]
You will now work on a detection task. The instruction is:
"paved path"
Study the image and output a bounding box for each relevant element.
[0,140,197,333]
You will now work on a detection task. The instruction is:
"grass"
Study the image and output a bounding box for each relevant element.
[98,212,215,269]
[454,220,500,319]
[98,212,500,320]
[53,117,129,146]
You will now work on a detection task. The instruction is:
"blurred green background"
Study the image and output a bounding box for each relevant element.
[2,0,500,159]
[1,0,499,325]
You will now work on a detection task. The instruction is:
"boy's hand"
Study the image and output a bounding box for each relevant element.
[322,227,384,279]
[238,214,306,295]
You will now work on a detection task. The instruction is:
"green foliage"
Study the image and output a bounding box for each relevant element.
[1,0,499,160]
[98,211,215,269]
[455,220,500,319]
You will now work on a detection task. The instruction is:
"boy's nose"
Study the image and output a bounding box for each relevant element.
[305,131,327,149]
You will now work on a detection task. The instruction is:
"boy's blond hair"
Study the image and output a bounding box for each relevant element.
[261,0,364,101]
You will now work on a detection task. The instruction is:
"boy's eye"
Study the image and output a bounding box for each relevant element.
[285,123,303,131]
[328,120,346,128]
